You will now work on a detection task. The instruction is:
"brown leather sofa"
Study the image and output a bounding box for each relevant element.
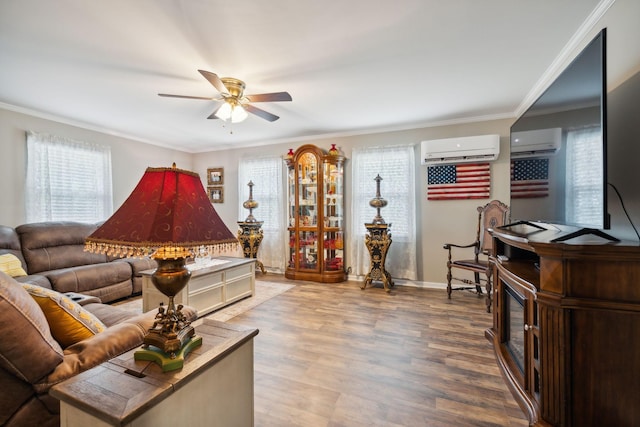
[0,221,156,303]
[0,271,197,427]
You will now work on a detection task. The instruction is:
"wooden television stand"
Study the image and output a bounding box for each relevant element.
[486,225,640,426]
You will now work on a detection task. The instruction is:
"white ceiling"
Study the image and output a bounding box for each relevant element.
[0,0,603,153]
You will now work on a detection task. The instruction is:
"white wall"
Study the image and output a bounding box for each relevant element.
[0,108,191,227]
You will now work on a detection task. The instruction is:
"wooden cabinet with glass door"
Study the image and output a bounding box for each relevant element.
[285,144,346,283]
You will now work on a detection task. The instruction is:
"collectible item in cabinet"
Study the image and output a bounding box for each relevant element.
[285,144,346,283]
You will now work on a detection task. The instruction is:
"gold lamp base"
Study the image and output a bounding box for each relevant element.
[137,255,202,371]
[142,308,196,354]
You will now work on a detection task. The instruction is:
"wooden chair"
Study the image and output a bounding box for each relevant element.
[443,200,509,312]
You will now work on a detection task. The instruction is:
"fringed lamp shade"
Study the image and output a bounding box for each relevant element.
[85,165,237,258]
[85,164,237,370]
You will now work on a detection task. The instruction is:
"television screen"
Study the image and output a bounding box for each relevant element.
[509,29,608,232]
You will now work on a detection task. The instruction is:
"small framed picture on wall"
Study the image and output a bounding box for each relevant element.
[207,167,224,186]
[208,186,224,203]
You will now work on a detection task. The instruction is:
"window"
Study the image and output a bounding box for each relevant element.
[349,145,417,280]
[238,155,286,271]
[565,127,603,226]
[25,131,113,223]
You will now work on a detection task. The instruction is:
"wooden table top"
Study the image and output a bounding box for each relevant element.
[50,318,259,425]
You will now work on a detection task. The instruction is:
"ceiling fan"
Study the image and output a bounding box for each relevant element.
[159,70,292,123]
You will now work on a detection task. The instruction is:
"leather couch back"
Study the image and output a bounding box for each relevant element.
[0,225,28,269]
[16,222,107,274]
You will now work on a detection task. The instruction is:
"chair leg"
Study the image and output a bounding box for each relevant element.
[485,271,492,313]
[473,272,482,295]
[446,262,452,299]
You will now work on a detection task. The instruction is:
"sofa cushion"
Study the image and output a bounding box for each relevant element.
[16,222,107,274]
[83,302,145,327]
[42,261,132,295]
[0,272,63,383]
[22,284,106,348]
[0,253,27,277]
[80,280,133,304]
[13,274,53,289]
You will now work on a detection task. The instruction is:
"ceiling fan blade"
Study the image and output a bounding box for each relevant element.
[244,104,280,122]
[246,92,292,103]
[198,70,229,94]
[158,93,214,100]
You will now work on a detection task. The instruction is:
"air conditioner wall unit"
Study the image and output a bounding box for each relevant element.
[511,128,562,158]
[420,134,500,165]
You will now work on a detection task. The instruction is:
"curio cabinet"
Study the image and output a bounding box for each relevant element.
[285,144,346,283]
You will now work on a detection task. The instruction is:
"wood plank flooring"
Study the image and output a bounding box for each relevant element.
[224,276,529,427]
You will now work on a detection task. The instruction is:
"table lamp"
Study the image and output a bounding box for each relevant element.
[85,163,237,370]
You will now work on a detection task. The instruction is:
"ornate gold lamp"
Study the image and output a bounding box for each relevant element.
[85,164,237,371]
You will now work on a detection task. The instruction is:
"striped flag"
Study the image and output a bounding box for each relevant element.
[427,163,491,200]
[511,159,549,198]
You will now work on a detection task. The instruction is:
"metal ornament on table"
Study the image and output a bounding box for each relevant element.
[362,174,394,292]
[243,180,259,223]
[237,181,266,273]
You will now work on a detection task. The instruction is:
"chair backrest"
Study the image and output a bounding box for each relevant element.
[476,200,509,255]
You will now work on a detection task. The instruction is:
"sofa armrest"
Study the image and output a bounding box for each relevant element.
[37,305,198,393]
[63,292,102,306]
[36,310,156,393]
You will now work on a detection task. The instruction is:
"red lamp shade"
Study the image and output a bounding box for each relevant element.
[85,164,237,258]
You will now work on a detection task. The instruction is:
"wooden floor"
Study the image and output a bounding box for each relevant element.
[224,276,529,427]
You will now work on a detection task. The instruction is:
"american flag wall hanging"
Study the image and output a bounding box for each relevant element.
[427,163,491,200]
[511,158,549,198]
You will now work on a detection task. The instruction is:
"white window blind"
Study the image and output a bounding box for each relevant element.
[25,131,113,223]
[565,127,603,226]
[349,145,417,280]
[238,155,286,271]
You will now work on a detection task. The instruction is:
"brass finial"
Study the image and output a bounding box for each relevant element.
[369,174,388,224]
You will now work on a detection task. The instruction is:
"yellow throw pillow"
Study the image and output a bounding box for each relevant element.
[0,253,27,277]
[21,284,106,347]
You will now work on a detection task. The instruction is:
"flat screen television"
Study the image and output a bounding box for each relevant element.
[508,29,614,241]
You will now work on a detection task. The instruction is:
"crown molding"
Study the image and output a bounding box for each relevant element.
[515,0,615,117]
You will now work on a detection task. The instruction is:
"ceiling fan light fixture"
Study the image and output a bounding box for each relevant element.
[215,101,232,121]
[231,104,248,123]
[216,100,248,123]
[161,70,291,123]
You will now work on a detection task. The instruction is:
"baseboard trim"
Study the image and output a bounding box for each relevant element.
[346,274,447,290]
[262,269,448,290]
